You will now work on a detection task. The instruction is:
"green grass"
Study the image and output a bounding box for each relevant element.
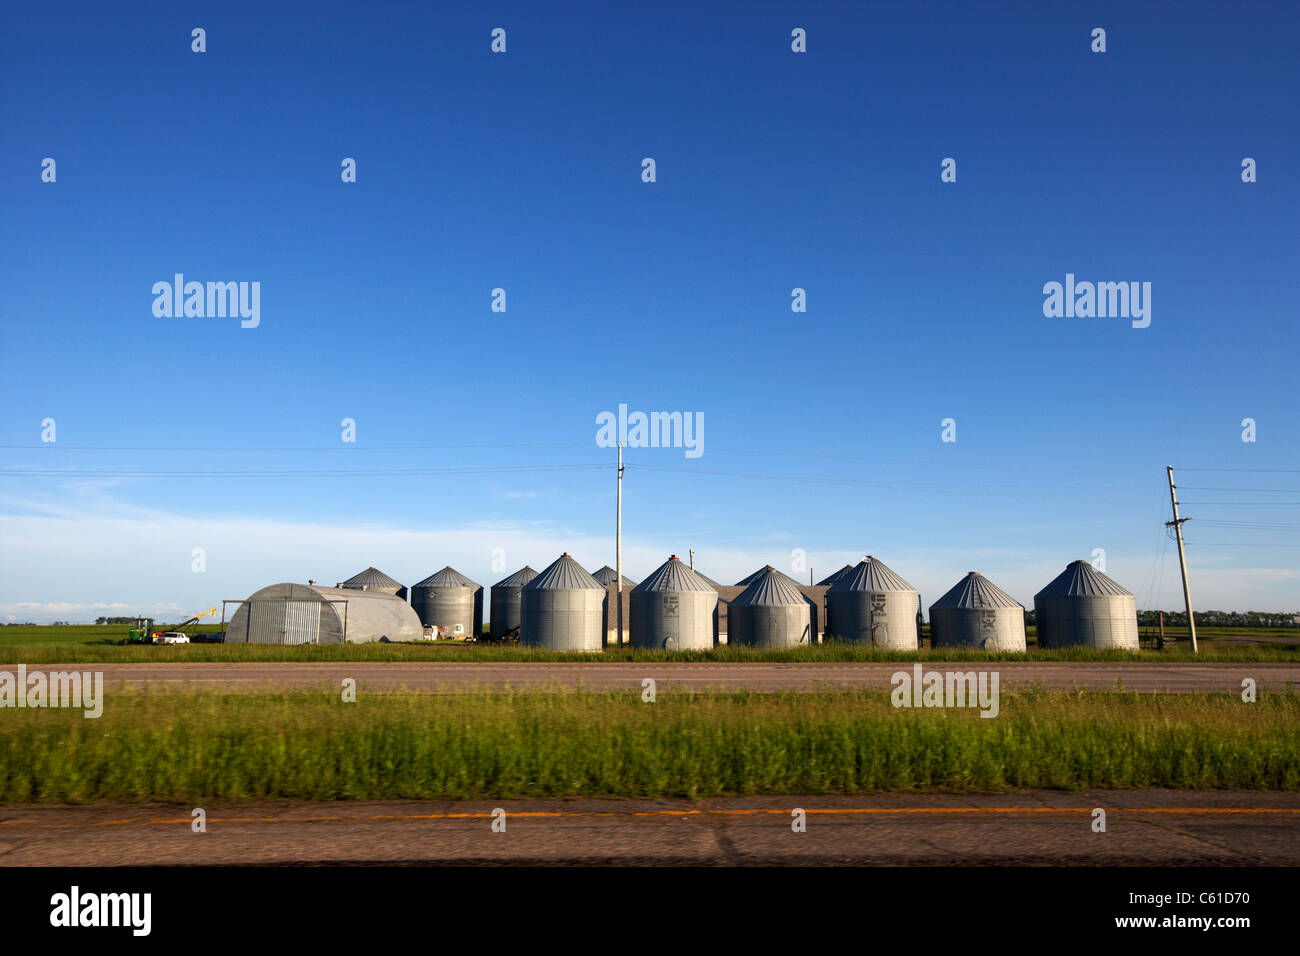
[0,687,1295,804]
[0,640,1293,665]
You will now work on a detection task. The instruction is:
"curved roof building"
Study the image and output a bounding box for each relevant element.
[227,582,423,644]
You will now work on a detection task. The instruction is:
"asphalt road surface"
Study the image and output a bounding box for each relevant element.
[69,660,1300,693]
[2,791,1297,865]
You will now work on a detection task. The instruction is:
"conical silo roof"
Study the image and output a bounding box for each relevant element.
[492,565,538,589]
[828,556,917,593]
[412,566,480,590]
[816,565,854,586]
[735,565,801,587]
[633,556,718,593]
[591,565,638,587]
[1035,560,1133,598]
[730,567,809,607]
[692,570,723,589]
[931,571,1023,610]
[527,554,605,591]
[341,566,404,590]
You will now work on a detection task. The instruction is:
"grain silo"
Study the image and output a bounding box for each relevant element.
[728,566,813,648]
[591,565,637,645]
[629,555,718,650]
[227,582,423,644]
[735,565,801,587]
[410,567,482,639]
[929,572,1026,651]
[591,565,637,588]
[826,556,920,649]
[340,566,408,602]
[521,553,606,651]
[489,565,537,639]
[816,566,854,587]
[1034,560,1139,650]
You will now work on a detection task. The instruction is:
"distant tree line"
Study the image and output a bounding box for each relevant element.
[1017,609,1297,628]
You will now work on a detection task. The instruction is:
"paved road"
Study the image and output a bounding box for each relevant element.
[2,791,1296,865]
[59,660,1300,693]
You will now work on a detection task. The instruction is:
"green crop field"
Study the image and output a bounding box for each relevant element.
[0,687,1294,804]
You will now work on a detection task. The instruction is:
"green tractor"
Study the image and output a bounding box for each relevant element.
[125,617,155,644]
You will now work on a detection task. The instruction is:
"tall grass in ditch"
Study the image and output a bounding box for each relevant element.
[0,688,1295,803]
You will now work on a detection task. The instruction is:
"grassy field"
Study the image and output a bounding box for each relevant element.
[0,687,1294,804]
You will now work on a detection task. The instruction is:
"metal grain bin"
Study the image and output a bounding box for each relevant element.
[591,565,637,588]
[817,565,854,635]
[1034,560,1139,650]
[489,565,537,639]
[735,565,801,587]
[826,556,920,650]
[728,567,813,648]
[521,553,606,652]
[340,566,408,602]
[929,571,1026,651]
[630,555,718,650]
[591,566,637,645]
[410,566,482,639]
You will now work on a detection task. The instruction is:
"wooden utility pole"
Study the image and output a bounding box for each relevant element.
[616,444,624,647]
[1165,466,1198,654]
[688,549,694,570]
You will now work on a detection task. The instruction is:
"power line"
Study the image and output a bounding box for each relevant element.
[0,442,587,452]
[0,464,607,479]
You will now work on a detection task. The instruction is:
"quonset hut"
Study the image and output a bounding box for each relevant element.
[929,571,1026,651]
[629,555,718,650]
[226,582,423,644]
[826,556,920,650]
[489,565,537,639]
[521,554,606,652]
[410,567,483,639]
[728,566,813,648]
[1034,560,1139,650]
[339,566,408,602]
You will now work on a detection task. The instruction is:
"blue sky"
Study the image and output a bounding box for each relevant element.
[2,1,1297,622]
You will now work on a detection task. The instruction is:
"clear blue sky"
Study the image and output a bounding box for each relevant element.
[2,1,1297,622]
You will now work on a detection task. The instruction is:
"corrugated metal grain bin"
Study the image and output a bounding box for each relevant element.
[591,566,636,645]
[340,566,408,602]
[929,571,1026,651]
[521,553,606,652]
[817,565,854,635]
[1034,560,1139,650]
[728,567,813,648]
[489,565,537,638]
[227,582,423,644]
[630,555,718,650]
[410,566,482,639]
[826,556,920,650]
[735,565,802,587]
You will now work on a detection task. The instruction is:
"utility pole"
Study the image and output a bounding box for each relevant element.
[1166,466,1198,654]
[616,444,624,647]
[688,549,694,570]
